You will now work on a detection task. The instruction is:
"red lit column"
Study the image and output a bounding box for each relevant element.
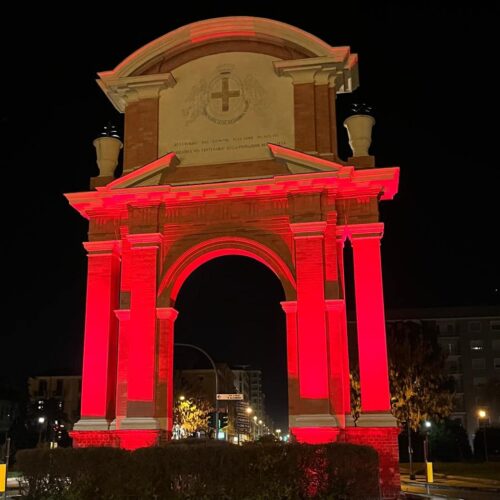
[281,301,298,416]
[350,223,391,413]
[336,231,351,416]
[114,309,130,429]
[325,300,346,426]
[74,241,120,431]
[121,233,162,432]
[291,222,329,400]
[157,307,178,437]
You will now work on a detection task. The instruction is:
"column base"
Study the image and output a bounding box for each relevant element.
[72,418,111,431]
[342,426,400,499]
[355,412,398,427]
[120,417,161,430]
[289,413,338,428]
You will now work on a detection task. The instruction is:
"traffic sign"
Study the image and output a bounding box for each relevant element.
[216,393,244,400]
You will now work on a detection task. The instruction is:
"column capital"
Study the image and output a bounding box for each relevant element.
[97,73,176,112]
[126,233,163,248]
[280,301,297,313]
[290,221,327,238]
[83,240,121,255]
[345,222,384,241]
[156,307,178,321]
[325,299,344,312]
[114,309,130,321]
[274,56,348,86]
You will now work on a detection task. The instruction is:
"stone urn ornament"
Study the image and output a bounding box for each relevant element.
[343,103,375,158]
[93,124,123,178]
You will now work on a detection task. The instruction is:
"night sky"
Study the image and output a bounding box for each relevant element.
[2,5,498,429]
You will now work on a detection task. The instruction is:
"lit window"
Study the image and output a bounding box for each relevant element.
[470,340,484,351]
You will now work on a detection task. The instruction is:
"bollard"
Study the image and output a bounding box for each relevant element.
[426,461,433,483]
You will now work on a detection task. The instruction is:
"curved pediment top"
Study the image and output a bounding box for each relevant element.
[98,16,348,79]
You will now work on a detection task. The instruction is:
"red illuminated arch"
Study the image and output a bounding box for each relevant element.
[159,236,296,305]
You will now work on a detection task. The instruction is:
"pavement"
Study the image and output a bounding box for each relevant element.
[400,472,500,500]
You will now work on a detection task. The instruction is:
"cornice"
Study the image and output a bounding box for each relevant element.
[65,161,398,220]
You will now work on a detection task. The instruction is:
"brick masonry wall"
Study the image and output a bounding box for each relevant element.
[342,427,401,499]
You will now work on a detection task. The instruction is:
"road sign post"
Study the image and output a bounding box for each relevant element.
[216,394,244,400]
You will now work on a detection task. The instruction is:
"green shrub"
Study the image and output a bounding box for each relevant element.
[16,442,379,499]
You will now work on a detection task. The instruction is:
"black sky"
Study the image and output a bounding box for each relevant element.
[2,5,499,428]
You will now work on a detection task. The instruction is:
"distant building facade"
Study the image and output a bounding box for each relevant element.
[385,307,500,444]
[28,376,82,430]
[247,370,266,423]
[0,400,16,434]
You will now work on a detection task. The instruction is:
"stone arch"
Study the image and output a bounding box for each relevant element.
[101,17,341,78]
[158,236,296,306]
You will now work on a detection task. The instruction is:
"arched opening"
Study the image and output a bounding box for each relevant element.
[173,255,287,439]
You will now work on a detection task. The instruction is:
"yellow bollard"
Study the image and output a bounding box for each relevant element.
[426,461,434,483]
[0,463,6,493]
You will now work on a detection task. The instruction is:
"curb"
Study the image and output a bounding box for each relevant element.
[402,472,500,488]
[402,479,500,494]
[438,473,500,486]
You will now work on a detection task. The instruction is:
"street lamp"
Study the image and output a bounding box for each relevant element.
[37,417,45,447]
[477,409,489,462]
[407,420,416,480]
[422,421,433,484]
[423,420,431,462]
[275,428,282,440]
[175,343,219,438]
[253,415,258,441]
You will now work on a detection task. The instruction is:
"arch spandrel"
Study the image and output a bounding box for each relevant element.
[158,235,296,307]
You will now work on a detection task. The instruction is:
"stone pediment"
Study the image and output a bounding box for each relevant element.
[102,145,343,190]
[93,17,359,176]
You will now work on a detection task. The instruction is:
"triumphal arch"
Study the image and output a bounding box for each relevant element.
[67,17,400,494]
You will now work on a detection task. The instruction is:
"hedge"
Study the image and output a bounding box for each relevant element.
[16,441,379,499]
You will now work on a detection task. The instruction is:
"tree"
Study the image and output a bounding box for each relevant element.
[174,398,212,438]
[350,370,361,425]
[429,418,472,461]
[387,321,453,431]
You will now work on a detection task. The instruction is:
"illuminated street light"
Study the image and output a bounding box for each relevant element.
[37,417,46,447]
[424,421,431,428]
[478,409,486,419]
[246,407,253,414]
[252,415,258,441]
[179,395,185,401]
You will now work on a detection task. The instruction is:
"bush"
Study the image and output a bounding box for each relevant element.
[16,442,379,499]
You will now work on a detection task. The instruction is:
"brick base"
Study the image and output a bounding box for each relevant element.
[342,427,400,499]
[291,427,340,444]
[70,430,161,450]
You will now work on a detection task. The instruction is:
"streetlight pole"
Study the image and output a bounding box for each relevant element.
[37,417,46,448]
[478,410,488,462]
[175,343,219,438]
[407,420,416,480]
